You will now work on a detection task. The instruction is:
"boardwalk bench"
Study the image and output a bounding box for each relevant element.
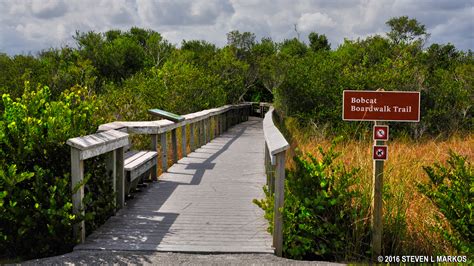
[124,150,158,194]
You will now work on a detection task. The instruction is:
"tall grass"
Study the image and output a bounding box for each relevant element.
[283,117,473,256]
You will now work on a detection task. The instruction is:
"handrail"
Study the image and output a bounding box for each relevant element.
[67,129,129,160]
[263,106,289,257]
[67,103,251,244]
[97,104,250,134]
[98,103,251,172]
[263,106,290,164]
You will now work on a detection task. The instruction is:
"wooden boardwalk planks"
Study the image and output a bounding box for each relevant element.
[74,117,273,254]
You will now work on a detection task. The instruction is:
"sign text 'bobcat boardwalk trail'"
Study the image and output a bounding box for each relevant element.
[343,90,420,122]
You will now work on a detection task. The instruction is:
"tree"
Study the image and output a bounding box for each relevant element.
[226,30,256,60]
[75,29,159,83]
[386,16,430,45]
[182,40,217,54]
[252,37,277,57]
[143,31,174,68]
[210,47,247,102]
[424,43,459,72]
[181,40,217,67]
[258,53,288,95]
[280,38,307,57]
[308,32,330,52]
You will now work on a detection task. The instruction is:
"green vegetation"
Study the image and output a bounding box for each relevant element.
[0,85,108,258]
[419,152,473,254]
[255,139,370,260]
[0,16,472,261]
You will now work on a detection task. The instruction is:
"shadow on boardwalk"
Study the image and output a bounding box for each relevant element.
[26,250,343,265]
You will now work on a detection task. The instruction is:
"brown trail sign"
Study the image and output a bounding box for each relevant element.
[342,89,420,261]
[343,90,420,122]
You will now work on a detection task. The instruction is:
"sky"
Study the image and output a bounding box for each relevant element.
[0,0,473,55]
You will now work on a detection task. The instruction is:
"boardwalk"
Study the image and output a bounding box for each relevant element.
[75,117,273,253]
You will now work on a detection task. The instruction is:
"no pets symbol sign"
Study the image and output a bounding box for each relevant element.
[373,146,388,161]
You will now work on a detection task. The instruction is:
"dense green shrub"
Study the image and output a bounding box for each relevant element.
[255,139,370,261]
[0,85,113,259]
[99,54,226,122]
[418,152,473,254]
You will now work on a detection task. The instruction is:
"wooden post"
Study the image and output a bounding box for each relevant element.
[273,151,285,257]
[232,109,235,126]
[220,114,223,135]
[202,119,206,145]
[71,148,85,243]
[196,121,201,148]
[264,143,270,188]
[204,118,208,143]
[171,128,178,163]
[161,133,168,172]
[209,117,212,139]
[190,123,195,152]
[209,117,213,140]
[105,151,116,196]
[232,110,236,126]
[219,114,223,134]
[214,116,218,137]
[372,121,384,258]
[150,134,158,181]
[115,147,125,209]
[105,151,117,210]
[201,120,205,145]
[224,112,228,131]
[207,118,211,143]
[216,115,220,136]
[199,120,204,146]
[181,125,187,158]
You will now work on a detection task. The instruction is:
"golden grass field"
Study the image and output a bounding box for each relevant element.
[284,119,473,255]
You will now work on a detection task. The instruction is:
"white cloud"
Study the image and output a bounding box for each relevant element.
[298,12,336,32]
[0,0,472,55]
[31,0,68,19]
[136,0,233,26]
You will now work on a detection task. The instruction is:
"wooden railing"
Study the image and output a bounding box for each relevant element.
[67,103,251,243]
[66,129,129,243]
[263,106,290,257]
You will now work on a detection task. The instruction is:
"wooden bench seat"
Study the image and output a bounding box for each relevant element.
[124,150,158,194]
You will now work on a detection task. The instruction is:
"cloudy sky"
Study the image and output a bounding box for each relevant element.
[0,0,473,55]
